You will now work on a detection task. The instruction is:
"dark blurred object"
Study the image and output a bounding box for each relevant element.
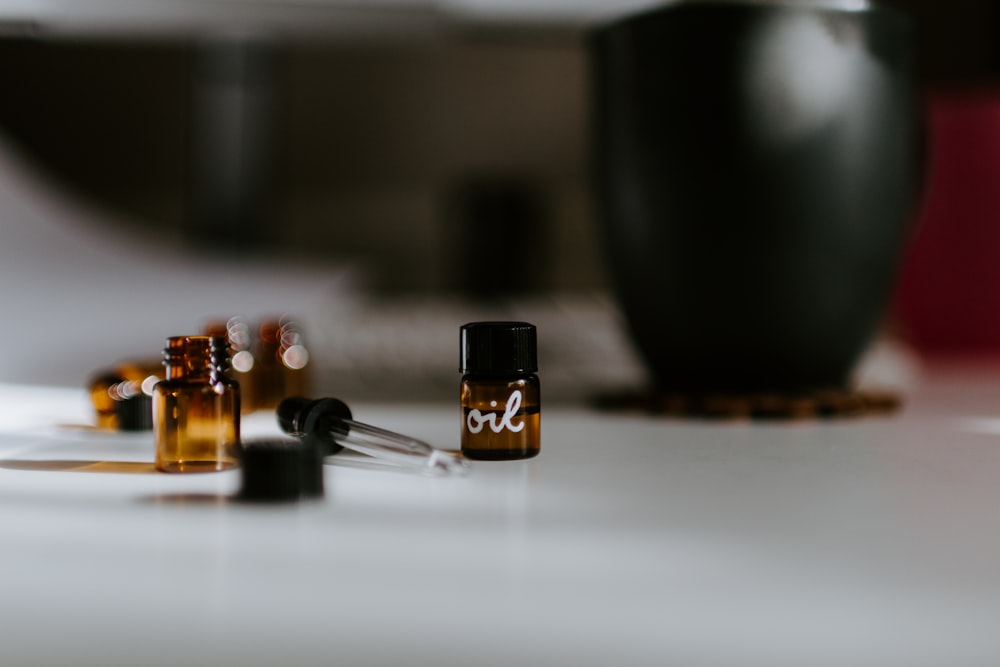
[0,39,188,230]
[191,39,277,250]
[887,1,1000,352]
[448,177,548,299]
[239,439,324,502]
[591,2,922,394]
[884,0,1000,84]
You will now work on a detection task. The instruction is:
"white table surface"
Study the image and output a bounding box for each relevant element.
[0,370,998,667]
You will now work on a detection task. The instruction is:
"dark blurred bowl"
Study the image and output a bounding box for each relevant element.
[590,0,923,394]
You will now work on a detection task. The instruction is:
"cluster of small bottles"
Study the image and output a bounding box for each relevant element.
[84,320,539,497]
[150,333,474,480]
[201,316,311,414]
[89,316,311,431]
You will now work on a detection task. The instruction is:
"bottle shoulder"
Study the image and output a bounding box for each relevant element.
[461,373,539,384]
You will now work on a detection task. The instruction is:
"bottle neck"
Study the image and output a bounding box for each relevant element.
[163,336,230,381]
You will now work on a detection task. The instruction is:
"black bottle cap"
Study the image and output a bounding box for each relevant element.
[115,393,153,431]
[276,396,352,456]
[298,441,325,498]
[238,439,325,502]
[460,321,538,374]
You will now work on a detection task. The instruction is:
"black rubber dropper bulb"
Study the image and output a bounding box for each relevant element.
[277,397,353,456]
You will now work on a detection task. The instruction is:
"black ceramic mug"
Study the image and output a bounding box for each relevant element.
[591,0,922,394]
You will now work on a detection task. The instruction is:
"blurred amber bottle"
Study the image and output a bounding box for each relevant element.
[89,370,127,430]
[88,359,162,430]
[202,316,310,414]
[153,336,240,473]
[203,317,259,413]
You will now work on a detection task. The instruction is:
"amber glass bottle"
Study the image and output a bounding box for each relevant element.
[460,322,540,460]
[88,359,162,430]
[154,336,241,473]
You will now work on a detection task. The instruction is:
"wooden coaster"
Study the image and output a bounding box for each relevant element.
[591,388,902,420]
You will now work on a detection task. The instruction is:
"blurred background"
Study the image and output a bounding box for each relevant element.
[0,3,611,293]
[0,0,996,403]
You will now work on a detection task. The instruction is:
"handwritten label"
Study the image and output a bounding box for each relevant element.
[467,390,525,435]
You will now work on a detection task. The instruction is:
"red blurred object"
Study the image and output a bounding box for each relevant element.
[893,90,1000,352]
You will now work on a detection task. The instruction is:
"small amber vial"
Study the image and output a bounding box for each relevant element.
[88,359,162,430]
[89,370,127,430]
[460,322,540,460]
[154,336,241,473]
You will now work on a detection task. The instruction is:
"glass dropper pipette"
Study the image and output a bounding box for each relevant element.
[277,397,470,477]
